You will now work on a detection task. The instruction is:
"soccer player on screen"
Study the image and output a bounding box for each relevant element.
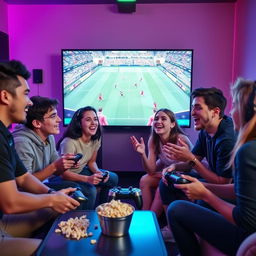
[97,108,108,126]
[147,108,157,126]
[98,93,103,101]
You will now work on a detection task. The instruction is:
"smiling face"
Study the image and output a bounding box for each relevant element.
[81,110,99,137]
[9,76,32,124]
[191,96,217,131]
[153,111,175,136]
[39,108,61,136]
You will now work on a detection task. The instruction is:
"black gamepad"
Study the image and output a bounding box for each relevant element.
[70,187,88,202]
[101,171,109,182]
[164,172,191,184]
[108,186,143,209]
[72,153,83,164]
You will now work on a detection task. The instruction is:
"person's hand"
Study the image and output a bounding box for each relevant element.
[161,164,176,185]
[53,154,78,175]
[86,173,102,185]
[95,170,110,183]
[49,188,80,214]
[163,138,193,162]
[130,136,145,155]
[174,175,209,201]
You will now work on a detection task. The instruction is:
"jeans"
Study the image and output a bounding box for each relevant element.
[79,167,119,207]
[159,179,188,205]
[167,200,249,256]
[45,179,88,210]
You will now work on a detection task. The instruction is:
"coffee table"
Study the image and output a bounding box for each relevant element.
[36,210,167,256]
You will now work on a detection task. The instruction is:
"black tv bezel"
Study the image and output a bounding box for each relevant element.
[61,49,193,129]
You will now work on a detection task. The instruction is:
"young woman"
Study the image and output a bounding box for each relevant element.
[130,108,193,216]
[167,79,256,255]
[57,106,118,209]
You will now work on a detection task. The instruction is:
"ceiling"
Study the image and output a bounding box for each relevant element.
[4,0,237,4]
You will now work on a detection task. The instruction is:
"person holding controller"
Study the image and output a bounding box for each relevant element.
[168,79,256,256]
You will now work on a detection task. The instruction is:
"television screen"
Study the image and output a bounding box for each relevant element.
[62,49,193,127]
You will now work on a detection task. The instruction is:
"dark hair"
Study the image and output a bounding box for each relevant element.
[0,60,31,96]
[57,106,101,149]
[152,108,185,155]
[191,87,227,118]
[25,96,58,129]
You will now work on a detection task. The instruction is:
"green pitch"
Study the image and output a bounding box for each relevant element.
[64,66,190,126]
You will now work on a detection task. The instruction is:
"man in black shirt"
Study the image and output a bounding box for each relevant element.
[162,87,235,183]
[159,87,236,241]
[0,60,80,256]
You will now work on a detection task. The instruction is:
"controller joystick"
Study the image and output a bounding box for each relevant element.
[164,171,191,184]
[101,171,109,182]
[70,187,88,202]
[72,153,83,164]
[108,186,143,209]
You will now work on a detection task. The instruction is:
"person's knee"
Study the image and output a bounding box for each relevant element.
[140,174,153,189]
[106,171,118,187]
[167,200,190,224]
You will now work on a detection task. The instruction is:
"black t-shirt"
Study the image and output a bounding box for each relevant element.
[192,116,236,178]
[0,121,27,218]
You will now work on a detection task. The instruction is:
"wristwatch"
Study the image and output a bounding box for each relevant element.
[188,157,198,168]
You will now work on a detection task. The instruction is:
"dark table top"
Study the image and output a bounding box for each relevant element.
[36,210,167,256]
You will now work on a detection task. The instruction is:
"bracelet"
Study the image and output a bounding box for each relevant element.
[47,188,56,194]
[188,156,198,168]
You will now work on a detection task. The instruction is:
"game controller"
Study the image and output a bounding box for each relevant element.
[164,172,191,184]
[70,187,88,202]
[108,186,143,209]
[101,171,109,182]
[72,153,83,164]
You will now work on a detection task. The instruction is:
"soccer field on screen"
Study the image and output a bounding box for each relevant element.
[64,66,190,126]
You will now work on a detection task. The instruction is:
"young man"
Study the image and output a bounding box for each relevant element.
[159,87,236,240]
[0,60,79,256]
[13,96,82,191]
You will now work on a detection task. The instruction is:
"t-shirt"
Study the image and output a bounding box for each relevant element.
[192,116,236,178]
[0,121,27,218]
[59,137,101,174]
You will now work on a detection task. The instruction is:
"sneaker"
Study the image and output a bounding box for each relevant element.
[161,226,175,243]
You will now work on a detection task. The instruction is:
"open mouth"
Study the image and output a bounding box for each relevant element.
[89,126,97,131]
[193,118,200,125]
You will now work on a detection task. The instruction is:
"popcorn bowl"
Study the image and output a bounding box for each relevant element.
[96,202,135,237]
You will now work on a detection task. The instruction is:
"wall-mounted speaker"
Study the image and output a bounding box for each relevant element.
[33,69,43,84]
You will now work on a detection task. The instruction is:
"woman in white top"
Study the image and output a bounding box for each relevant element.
[131,108,193,216]
[57,106,118,209]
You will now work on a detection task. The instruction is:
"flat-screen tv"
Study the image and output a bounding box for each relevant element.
[62,49,193,127]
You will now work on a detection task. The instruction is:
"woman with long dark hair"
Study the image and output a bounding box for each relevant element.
[130,108,192,217]
[57,106,118,209]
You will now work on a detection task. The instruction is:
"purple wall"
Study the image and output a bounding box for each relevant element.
[233,0,256,80]
[7,3,235,171]
[0,0,8,33]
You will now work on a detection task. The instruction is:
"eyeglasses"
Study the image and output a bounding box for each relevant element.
[43,113,59,120]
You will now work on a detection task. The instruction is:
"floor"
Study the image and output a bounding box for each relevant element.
[117,171,179,256]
